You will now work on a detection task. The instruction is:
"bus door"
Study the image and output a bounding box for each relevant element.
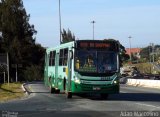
[55,52,59,88]
[67,50,73,92]
[44,53,49,85]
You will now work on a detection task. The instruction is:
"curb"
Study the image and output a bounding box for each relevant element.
[126,79,160,89]
[21,83,29,96]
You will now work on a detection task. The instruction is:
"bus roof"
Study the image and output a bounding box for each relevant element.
[46,39,119,53]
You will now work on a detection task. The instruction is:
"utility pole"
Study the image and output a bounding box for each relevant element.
[59,0,62,44]
[91,21,96,40]
[152,43,155,63]
[16,64,18,82]
[7,53,9,85]
[149,43,152,63]
[3,72,5,83]
[128,36,132,63]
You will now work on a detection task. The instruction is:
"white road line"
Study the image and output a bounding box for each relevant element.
[135,103,160,109]
[29,85,34,92]
[120,91,127,93]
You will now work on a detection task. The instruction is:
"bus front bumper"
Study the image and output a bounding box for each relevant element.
[72,82,119,94]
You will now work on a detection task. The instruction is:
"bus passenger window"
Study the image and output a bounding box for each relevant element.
[59,49,63,66]
[52,51,56,66]
[49,51,52,66]
[63,48,68,66]
[59,48,68,66]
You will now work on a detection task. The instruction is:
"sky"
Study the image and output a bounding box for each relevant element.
[23,0,160,48]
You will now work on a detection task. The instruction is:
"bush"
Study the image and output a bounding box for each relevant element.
[23,65,43,81]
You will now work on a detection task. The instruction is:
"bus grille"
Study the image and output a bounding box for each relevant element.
[81,84,112,91]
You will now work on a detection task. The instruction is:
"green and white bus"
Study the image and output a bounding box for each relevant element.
[44,40,120,98]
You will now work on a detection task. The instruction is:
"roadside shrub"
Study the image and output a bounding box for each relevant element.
[23,65,43,81]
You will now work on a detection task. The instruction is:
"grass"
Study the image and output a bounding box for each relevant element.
[134,63,153,74]
[0,82,25,102]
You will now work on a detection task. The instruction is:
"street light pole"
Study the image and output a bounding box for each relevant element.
[91,21,95,40]
[16,64,18,82]
[151,43,155,63]
[59,0,62,44]
[149,43,151,63]
[3,72,5,83]
[128,36,132,63]
[7,52,9,85]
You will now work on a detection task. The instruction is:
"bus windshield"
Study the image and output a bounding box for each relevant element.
[75,50,118,73]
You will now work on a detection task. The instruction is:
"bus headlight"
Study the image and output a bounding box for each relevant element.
[113,81,118,84]
[75,77,81,84]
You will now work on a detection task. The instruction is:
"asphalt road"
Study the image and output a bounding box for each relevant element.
[0,82,160,117]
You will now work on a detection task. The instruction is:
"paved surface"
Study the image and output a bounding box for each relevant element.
[0,82,160,117]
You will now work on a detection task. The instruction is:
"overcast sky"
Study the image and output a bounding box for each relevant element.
[23,0,160,48]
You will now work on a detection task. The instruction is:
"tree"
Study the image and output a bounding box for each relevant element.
[61,29,75,44]
[140,45,160,62]
[0,0,37,53]
[0,0,45,81]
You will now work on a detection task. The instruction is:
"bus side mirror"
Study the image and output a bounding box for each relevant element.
[69,50,73,59]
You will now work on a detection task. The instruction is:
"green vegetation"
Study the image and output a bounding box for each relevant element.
[0,0,45,81]
[139,45,160,63]
[0,83,24,102]
[134,63,160,74]
[61,28,75,44]
[123,43,160,75]
[134,63,153,74]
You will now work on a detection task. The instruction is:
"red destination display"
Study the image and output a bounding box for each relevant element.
[79,42,110,48]
[76,40,119,51]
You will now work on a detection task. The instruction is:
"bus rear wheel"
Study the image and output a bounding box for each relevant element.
[67,92,72,99]
[50,87,55,94]
[100,93,109,99]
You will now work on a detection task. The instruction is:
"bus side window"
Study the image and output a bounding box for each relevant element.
[63,48,68,66]
[59,48,68,66]
[59,49,63,66]
[49,51,56,66]
[45,53,48,66]
[49,51,52,66]
[52,51,56,66]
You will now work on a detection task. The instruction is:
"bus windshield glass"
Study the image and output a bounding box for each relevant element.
[75,50,118,73]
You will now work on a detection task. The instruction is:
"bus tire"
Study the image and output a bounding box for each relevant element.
[67,92,72,99]
[55,89,60,94]
[100,93,109,99]
[63,78,66,91]
[50,87,55,94]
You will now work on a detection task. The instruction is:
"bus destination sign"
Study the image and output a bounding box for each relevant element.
[76,40,118,51]
[80,42,110,48]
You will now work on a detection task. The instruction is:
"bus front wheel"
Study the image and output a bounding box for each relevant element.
[100,93,109,99]
[55,89,60,94]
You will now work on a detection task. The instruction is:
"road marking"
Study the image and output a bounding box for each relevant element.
[19,111,53,117]
[120,91,127,93]
[28,85,35,92]
[28,86,32,90]
[135,103,160,109]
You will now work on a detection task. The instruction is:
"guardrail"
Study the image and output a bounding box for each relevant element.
[127,79,160,88]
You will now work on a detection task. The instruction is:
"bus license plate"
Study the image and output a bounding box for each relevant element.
[93,87,101,90]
